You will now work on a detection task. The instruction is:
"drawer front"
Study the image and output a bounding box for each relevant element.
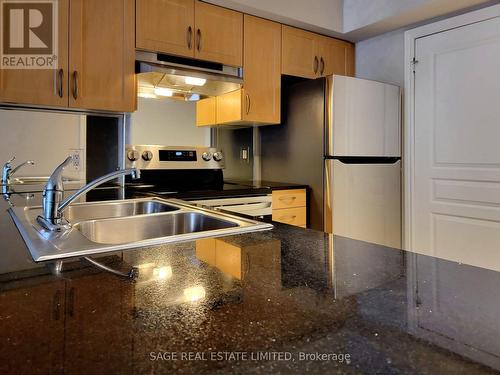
[272,189,306,209]
[272,207,306,226]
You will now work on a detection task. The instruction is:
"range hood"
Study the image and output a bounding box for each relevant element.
[136,51,243,101]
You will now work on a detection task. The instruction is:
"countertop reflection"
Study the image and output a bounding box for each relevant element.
[0,196,499,374]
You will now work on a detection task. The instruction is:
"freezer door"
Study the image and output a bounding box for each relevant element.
[325,159,401,248]
[327,76,401,157]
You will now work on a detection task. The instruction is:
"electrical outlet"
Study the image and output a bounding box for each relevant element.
[240,147,250,162]
[69,149,83,171]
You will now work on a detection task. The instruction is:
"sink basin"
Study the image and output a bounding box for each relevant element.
[8,198,273,261]
[66,199,179,221]
[75,212,238,244]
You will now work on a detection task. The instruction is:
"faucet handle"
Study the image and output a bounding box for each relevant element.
[4,156,15,167]
[45,156,73,192]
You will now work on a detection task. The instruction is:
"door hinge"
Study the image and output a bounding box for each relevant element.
[411,57,419,73]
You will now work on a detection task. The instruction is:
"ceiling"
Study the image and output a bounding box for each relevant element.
[205,0,498,41]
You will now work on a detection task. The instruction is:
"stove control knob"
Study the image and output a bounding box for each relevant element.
[127,150,139,161]
[213,152,223,162]
[142,150,153,161]
[202,152,212,161]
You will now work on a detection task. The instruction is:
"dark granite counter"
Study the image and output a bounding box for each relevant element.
[225,179,309,191]
[1,195,499,374]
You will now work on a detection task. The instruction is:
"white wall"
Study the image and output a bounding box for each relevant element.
[205,0,343,36]
[355,29,406,88]
[128,97,210,146]
[0,109,85,180]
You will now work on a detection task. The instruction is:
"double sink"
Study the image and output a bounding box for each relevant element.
[9,198,273,262]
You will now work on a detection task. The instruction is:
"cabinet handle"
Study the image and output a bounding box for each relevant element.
[196,29,201,51]
[52,290,62,320]
[278,215,297,222]
[279,196,297,202]
[72,71,78,100]
[313,56,319,74]
[187,26,193,49]
[245,93,251,114]
[67,287,75,318]
[320,57,325,75]
[57,68,64,98]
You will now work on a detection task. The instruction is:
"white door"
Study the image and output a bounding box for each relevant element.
[412,16,500,271]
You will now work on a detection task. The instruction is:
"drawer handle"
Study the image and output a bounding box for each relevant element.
[278,215,297,221]
[278,196,297,202]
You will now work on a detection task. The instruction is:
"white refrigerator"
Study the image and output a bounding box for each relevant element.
[261,75,401,249]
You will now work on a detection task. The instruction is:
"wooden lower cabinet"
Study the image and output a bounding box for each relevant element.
[64,273,134,374]
[0,281,66,374]
[0,272,133,374]
[272,189,307,227]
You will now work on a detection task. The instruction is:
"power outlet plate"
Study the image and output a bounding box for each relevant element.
[69,149,83,171]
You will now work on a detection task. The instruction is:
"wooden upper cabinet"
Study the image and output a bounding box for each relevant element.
[135,0,242,66]
[136,0,195,58]
[318,36,355,76]
[69,0,136,112]
[195,15,281,126]
[242,15,281,124]
[194,1,243,66]
[282,26,318,79]
[282,25,355,79]
[0,0,69,107]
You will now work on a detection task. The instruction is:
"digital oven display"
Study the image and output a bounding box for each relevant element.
[159,150,197,161]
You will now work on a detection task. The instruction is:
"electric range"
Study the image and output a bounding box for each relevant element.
[124,145,272,218]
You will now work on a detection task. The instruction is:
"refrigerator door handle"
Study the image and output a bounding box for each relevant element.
[324,159,333,234]
[327,156,400,164]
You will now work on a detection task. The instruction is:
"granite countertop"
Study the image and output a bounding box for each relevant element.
[1,196,500,374]
[224,179,309,191]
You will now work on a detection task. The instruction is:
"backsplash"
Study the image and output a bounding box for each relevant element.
[215,127,254,181]
[127,97,210,146]
[0,109,85,181]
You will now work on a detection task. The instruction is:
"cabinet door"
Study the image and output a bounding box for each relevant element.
[196,96,217,126]
[136,0,195,58]
[64,273,133,374]
[194,1,243,66]
[317,36,350,77]
[69,0,136,112]
[0,0,69,107]
[282,25,318,79]
[242,15,281,124]
[0,281,65,374]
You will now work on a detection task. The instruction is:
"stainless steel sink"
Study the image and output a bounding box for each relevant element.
[75,212,238,244]
[9,197,273,261]
[65,199,179,221]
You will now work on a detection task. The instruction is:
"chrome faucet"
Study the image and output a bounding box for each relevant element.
[2,157,35,185]
[37,156,141,231]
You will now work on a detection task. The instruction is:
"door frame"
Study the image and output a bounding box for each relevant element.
[403,3,500,252]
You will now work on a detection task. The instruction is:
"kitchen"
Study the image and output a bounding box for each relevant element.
[1,0,500,374]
